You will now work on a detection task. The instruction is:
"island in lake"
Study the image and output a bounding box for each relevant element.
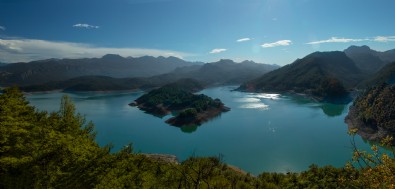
[129,79,230,127]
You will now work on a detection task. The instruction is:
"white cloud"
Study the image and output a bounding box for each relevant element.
[0,38,192,63]
[373,36,395,42]
[209,48,227,54]
[236,38,251,42]
[73,23,99,29]
[261,40,292,48]
[306,37,367,45]
[0,26,5,31]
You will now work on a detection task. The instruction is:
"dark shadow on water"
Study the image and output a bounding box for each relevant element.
[320,103,347,117]
[172,112,224,133]
[286,95,348,117]
[180,125,198,133]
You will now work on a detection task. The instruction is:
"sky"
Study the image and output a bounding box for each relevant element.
[1,0,395,65]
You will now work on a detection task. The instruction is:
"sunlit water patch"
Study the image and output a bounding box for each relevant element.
[249,93,281,100]
[239,103,269,110]
[235,97,261,103]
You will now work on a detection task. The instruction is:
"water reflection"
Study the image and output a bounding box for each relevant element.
[320,103,347,117]
[286,95,348,117]
[180,125,198,133]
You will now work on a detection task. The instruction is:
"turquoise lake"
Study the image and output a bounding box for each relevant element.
[26,86,371,175]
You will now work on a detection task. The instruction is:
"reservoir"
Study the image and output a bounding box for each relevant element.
[27,86,371,175]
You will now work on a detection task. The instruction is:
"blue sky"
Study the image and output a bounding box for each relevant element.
[1,0,395,65]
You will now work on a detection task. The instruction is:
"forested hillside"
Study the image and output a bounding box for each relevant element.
[238,51,363,103]
[346,83,395,144]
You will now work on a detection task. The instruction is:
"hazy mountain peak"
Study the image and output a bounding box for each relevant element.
[344,45,387,72]
[216,59,235,64]
[240,60,256,64]
[101,54,125,60]
[344,45,375,54]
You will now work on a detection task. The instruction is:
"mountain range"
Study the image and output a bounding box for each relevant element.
[0,54,202,86]
[20,59,279,92]
[2,45,395,98]
[148,59,279,86]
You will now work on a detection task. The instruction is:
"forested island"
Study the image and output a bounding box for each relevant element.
[129,79,230,126]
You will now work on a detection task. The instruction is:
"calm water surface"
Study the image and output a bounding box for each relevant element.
[27,86,371,175]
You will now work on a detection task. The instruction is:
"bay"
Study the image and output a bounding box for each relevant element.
[26,86,371,175]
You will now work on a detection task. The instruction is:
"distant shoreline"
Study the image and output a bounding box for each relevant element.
[22,89,142,95]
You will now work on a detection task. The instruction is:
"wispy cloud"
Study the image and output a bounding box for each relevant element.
[236,38,251,42]
[127,0,174,4]
[0,26,5,31]
[209,48,227,54]
[307,36,395,45]
[306,37,367,45]
[73,23,100,29]
[261,40,292,48]
[373,36,395,42]
[0,38,192,63]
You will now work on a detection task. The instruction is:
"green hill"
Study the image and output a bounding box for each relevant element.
[239,51,364,103]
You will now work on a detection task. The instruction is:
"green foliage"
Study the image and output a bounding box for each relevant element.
[314,78,348,98]
[345,130,395,188]
[0,87,108,188]
[179,108,198,118]
[354,83,395,131]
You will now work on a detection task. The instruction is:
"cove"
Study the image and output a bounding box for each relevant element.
[26,86,372,175]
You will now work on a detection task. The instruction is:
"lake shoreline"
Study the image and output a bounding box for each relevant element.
[345,105,394,145]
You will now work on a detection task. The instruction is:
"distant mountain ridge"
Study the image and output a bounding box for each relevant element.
[149,59,280,87]
[344,45,395,73]
[0,55,201,86]
[20,59,279,92]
